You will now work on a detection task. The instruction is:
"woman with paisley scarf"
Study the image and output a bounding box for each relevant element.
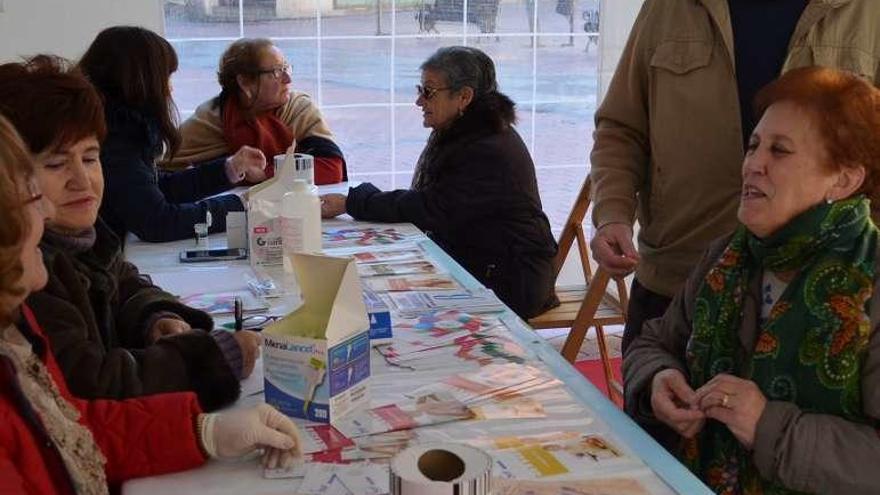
[624,66,880,494]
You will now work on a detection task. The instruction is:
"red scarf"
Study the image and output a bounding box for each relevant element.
[222,97,294,178]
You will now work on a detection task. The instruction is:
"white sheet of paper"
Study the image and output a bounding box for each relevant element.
[296,463,389,495]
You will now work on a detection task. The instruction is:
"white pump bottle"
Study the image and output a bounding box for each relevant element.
[280,179,322,272]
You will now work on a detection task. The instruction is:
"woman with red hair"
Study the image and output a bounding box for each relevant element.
[624,66,880,494]
[0,55,262,412]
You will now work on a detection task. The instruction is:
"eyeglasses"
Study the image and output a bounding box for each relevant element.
[416,84,452,100]
[256,63,292,80]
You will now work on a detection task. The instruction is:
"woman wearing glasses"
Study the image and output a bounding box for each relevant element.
[0,116,301,494]
[322,46,557,319]
[167,38,346,184]
[0,55,262,411]
[78,26,267,243]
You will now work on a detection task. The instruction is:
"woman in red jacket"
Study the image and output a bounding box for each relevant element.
[0,115,301,494]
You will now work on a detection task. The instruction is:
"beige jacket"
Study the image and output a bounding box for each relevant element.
[162,91,336,170]
[624,234,880,494]
[590,0,880,296]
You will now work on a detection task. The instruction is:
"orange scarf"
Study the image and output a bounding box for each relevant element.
[222,97,294,178]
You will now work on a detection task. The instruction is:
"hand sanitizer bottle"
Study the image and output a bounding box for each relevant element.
[280,179,322,272]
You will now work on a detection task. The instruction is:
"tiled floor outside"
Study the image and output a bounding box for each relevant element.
[534,324,623,361]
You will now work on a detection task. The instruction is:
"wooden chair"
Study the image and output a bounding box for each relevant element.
[528,176,628,401]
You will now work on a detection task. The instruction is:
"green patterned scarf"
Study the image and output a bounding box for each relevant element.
[684,197,877,495]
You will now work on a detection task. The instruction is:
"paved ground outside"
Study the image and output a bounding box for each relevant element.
[166,0,602,235]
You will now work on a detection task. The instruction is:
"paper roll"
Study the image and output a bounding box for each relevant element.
[390,443,492,495]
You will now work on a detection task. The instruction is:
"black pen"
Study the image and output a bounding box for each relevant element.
[234,295,243,332]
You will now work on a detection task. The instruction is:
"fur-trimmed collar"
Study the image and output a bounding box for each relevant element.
[433,91,516,147]
[412,91,517,190]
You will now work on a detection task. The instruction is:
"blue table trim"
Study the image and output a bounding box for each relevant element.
[420,240,712,495]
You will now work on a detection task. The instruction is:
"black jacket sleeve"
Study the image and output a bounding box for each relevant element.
[345,136,513,239]
[158,156,233,203]
[26,268,240,411]
[101,126,244,243]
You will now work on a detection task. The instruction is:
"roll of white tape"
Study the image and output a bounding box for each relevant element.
[390,443,493,495]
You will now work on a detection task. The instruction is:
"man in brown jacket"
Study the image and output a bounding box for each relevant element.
[590,0,880,356]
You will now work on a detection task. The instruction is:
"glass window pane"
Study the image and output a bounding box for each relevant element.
[394,105,431,173]
[463,38,534,105]
[394,171,415,189]
[533,102,592,167]
[171,40,227,115]
[404,0,466,37]
[536,166,589,234]
[322,106,392,177]
[164,0,241,39]
[392,37,450,98]
[495,0,539,34]
[324,1,392,37]
[348,172,394,191]
[273,40,320,102]
[534,35,598,101]
[243,0,317,37]
[536,0,600,35]
[322,39,391,106]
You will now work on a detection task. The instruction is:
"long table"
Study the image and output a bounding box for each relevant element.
[121,185,710,495]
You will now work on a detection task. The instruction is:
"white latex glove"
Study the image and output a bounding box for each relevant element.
[199,404,301,469]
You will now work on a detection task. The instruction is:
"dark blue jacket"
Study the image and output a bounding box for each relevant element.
[99,101,244,243]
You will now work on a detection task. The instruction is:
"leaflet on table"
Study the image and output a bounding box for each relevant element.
[385,288,505,314]
[470,430,638,479]
[363,274,460,292]
[300,425,356,455]
[379,310,501,355]
[332,390,473,438]
[180,290,269,315]
[408,363,561,406]
[469,397,546,420]
[310,430,415,463]
[268,462,389,495]
[353,248,425,265]
[374,310,511,370]
[492,477,650,495]
[379,329,529,371]
[357,260,441,277]
[280,429,416,472]
[321,223,424,250]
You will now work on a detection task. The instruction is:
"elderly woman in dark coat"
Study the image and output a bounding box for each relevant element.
[624,67,880,494]
[0,55,262,412]
[321,46,558,319]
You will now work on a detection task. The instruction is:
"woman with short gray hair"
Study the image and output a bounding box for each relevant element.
[322,46,558,319]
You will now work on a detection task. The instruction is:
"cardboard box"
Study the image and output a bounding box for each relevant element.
[262,253,371,423]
